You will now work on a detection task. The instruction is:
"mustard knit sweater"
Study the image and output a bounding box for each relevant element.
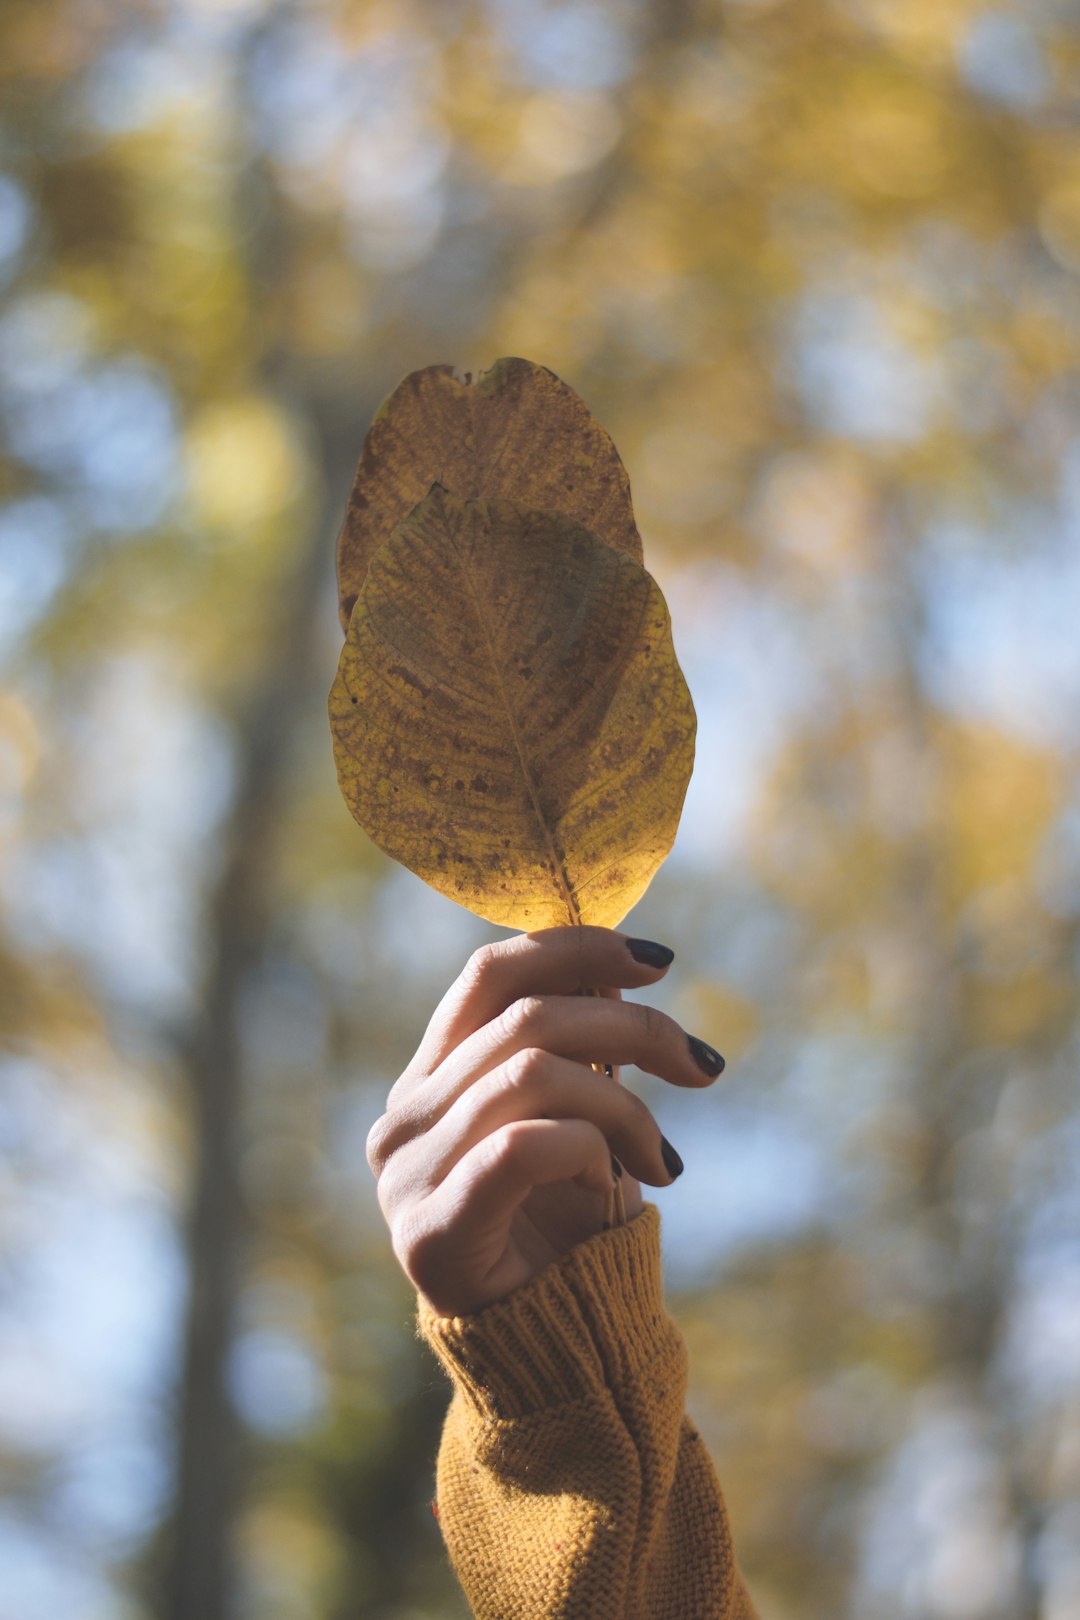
[418,1205,759,1620]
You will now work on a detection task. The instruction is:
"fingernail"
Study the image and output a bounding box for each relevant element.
[611,1154,623,1179]
[660,1136,684,1179]
[626,937,675,968]
[603,1062,614,1079]
[688,1035,725,1078]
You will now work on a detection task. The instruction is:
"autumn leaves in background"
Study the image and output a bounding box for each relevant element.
[328,359,696,932]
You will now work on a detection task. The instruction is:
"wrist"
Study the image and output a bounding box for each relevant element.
[418,1204,686,1423]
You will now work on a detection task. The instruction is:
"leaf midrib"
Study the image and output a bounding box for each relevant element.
[444,509,580,927]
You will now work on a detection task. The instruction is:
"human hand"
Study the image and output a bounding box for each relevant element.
[366,927,726,1317]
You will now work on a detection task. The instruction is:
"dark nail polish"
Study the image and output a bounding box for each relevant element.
[603,1062,614,1079]
[660,1136,684,1179]
[626,937,675,969]
[688,1035,725,1078]
[610,1154,623,1179]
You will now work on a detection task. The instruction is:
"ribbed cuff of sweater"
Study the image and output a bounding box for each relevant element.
[417,1205,682,1423]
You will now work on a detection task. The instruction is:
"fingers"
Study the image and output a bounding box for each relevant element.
[408,926,676,1076]
[380,1047,678,1209]
[371,926,726,1315]
[374,990,723,1167]
[392,1118,614,1314]
[477,993,724,1090]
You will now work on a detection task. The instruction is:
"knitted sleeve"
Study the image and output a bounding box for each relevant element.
[417,1205,758,1620]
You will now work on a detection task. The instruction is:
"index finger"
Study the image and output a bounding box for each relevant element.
[408,927,675,1077]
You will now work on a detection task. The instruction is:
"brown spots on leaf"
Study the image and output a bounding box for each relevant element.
[334,358,642,630]
[329,469,693,929]
[388,663,430,697]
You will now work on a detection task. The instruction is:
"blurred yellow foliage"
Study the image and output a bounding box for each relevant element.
[186,397,309,536]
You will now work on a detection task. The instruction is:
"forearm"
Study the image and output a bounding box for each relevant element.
[419,1207,757,1620]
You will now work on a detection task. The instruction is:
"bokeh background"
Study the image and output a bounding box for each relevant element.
[2,1,1080,1616]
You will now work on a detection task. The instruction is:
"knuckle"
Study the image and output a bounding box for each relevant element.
[462,941,501,989]
[502,1045,550,1094]
[367,1096,424,1179]
[378,1149,432,1228]
[392,1207,442,1289]
[498,994,546,1043]
[484,1119,532,1172]
[365,1112,392,1175]
[634,1001,673,1045]
[374,1152,405,1217]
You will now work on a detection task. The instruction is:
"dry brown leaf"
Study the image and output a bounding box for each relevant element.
[328,489,695,930]
[335,358,642,629]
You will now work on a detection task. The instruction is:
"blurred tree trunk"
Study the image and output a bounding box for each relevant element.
[162,492,335,1620]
